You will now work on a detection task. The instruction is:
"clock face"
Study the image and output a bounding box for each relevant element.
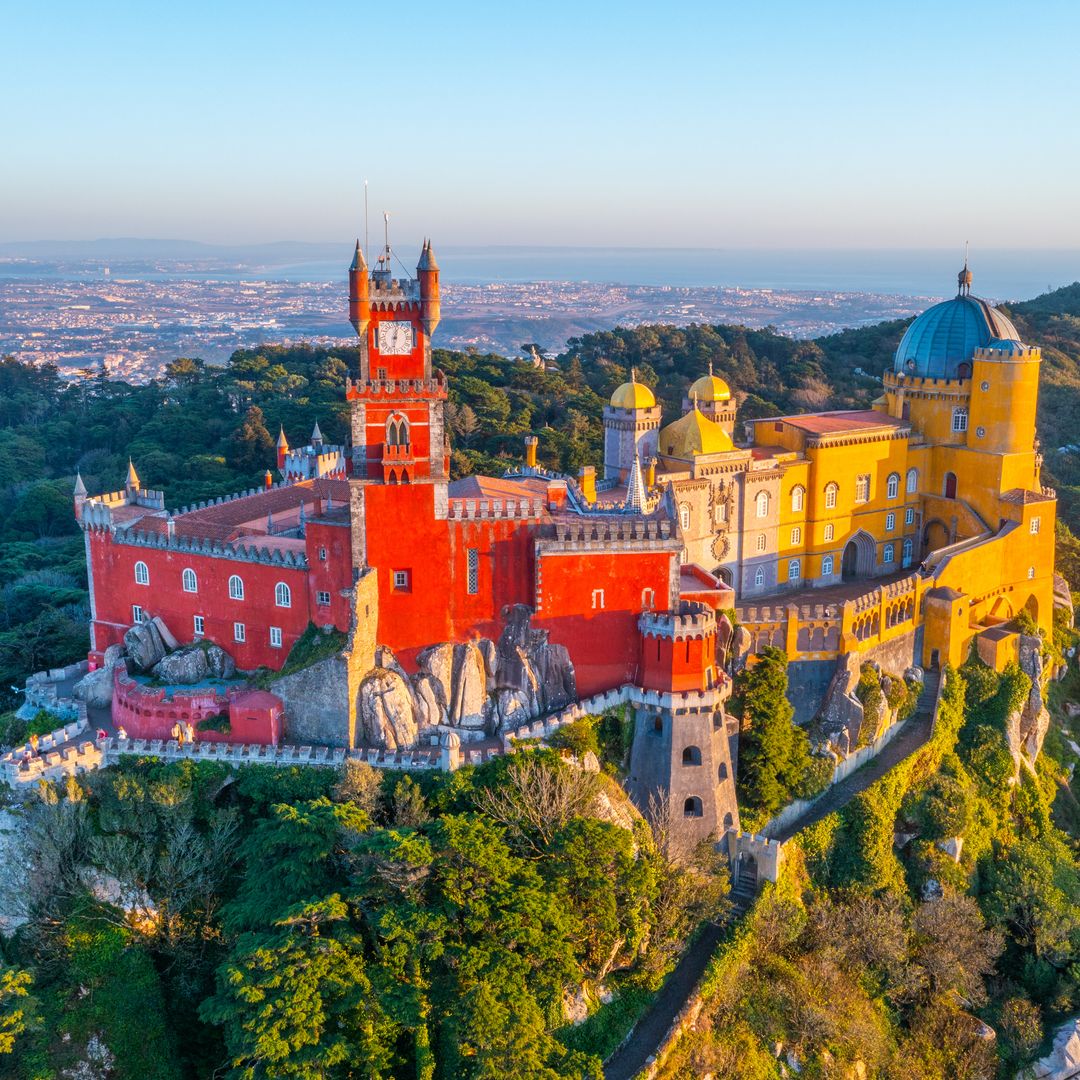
[376,320,415,355]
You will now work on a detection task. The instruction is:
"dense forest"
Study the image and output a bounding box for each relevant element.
[2,284,1080,713]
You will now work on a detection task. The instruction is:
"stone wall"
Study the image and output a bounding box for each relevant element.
[786,657,837,725]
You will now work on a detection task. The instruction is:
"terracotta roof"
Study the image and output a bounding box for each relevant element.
[448,475,550,499]
[1000,488,1054,505]
[769,410,909,436]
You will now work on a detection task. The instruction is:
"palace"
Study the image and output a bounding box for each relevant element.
[73,237,1060,842]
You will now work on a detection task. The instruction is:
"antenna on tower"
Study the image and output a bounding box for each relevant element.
[383,211,390,258]
[364,180,369,262]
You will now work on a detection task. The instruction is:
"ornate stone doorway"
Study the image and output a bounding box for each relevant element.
[841,530,876,581]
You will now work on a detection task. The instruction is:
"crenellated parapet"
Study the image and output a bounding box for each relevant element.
[639,600,716,641]
[447,497,545,520]
[346,374,448,400]
[109,527,309,569]
[538,516,679,552]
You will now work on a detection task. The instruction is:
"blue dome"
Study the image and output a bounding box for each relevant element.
[894,294,1023,378]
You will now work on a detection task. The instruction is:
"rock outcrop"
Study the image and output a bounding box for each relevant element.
[1015,634,1051,766]
[72,644,128,709]
[153,645,209,685]
[1025,1015,1080,1079]
[123,620,171,671]
[815,652,863,755]
[353,606,578,749]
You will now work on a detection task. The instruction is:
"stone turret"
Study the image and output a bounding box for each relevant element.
[417,239,441,337]
[348,240,371,338]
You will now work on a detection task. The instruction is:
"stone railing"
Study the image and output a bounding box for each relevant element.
[446,497,545,520]
[1,717,95,787]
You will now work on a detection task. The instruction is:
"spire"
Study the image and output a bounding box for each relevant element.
[276,426,289,450]
[707,358,713,376]
[73,471,87,497]
[126,459,140,491]
[630,367,637,384]
[691,390,700,412]
[626,454,647,513]
[349,238,367,272]
[311,420,324,446]
[267,511,274,534]
[298,503,307,536]
[417,237,439,272]
[958,242,973,297]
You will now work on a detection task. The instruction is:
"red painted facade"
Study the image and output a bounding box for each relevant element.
[79,238,710,743]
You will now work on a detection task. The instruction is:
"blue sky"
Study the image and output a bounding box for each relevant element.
[3,0,1078,247]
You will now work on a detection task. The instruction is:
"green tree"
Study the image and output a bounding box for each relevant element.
[228,404,275,472]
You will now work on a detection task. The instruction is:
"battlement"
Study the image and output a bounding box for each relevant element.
[639,600,716,641]
[447,496,545,520]
[346,374,447,399]
[973,344,1040,360]
[368,277,420,301]
[85,486,166,512]
[111,527,309,568]
[540,517,677,549]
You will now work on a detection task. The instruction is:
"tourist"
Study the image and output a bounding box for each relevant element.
[170,721,182,745]
[116,726,128,740]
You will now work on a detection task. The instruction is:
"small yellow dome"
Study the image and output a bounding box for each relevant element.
[658,406,734,458]
[689,373,731,402]
[610,376,656,410]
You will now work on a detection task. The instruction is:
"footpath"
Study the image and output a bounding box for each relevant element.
[602,670,941,1080]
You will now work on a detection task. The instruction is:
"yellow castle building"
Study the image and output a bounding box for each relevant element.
[600,263,1058,681]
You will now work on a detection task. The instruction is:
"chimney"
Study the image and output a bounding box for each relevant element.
[578,465,596,503]
[645,457,657,488]
[524,435,538,470]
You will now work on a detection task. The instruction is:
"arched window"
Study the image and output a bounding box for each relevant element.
[824,523,834,542]
[822,554,834,576]
[906,467,918,494]
[883,542,895,564]
[756,533,766,552]
[790,526,801,545]
[681,745,702,766]
[679,504,691,530]
[134,561,149,586]
[754,566,765,587]
[275,582,292,608]
[951,407,968,434]
[228,574,244,600]
[824,482,838,510]
[181,568,197,593]
[386,417,409,446]
[902,538,914,567]
[755,491,769,518]
[791,485,805,512]
[788,558,801,582]
[683,796,703,818]
[718,762,728,781]
[653,715,663,734]
[886,472,900,500]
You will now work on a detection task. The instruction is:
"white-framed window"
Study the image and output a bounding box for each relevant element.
[885,512,896,532]
[182,567,197,593]
[592,588,605,610]
[791,485,805,512]
[467,548,479,594]
[316,590,331,606]
[952,407,968,433]
[234,622,246,643]
[393,569,410,591]
[642,588,655,610]
[788,558,801,582]
[228,574,244,600]
[134,560,149,586]
[1028,566,1035,580]
[902,538,914,567]
[824,523,834,542]
[270,626,282,649]
[755,491,769,518]
[905,507,915,526]
[825,482,838,509]
[754,566,765,587]
[756,533,766,552]
[132,604,144,624]
[680,504,691,530]
[883,542,895,564]
[822,554,834,576]
[715,502,727,523]
[275,582,292,608]
[1030,517,1041,535]
[193,614,204,636]
[319,546,327,561]
[886,473,900,500]
[906,467,918,493]
[855,474,870,503]
[790,526,802,545]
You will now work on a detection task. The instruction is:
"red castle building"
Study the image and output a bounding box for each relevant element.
[76,234,739,843]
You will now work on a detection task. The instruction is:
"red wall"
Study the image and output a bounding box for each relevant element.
[535,550,674,696]
[303,521,355,632]
[640,630,716,693]
[89,534,316,671]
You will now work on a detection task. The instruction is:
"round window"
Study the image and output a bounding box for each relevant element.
[980,380,990,392]
[976,426,986,438]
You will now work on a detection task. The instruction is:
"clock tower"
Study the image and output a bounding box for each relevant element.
[346,238,448,485]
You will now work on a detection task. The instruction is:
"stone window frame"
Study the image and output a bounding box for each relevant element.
[791,485,805,512]
[591,588,605,610]
[905,507,915,526]
[755,490,769,518]
[824,523,835,542]
[855,474,871,504]
[788,558,801,582]
[824,482,839,509]
[754,566,765,587]
[886,472,900,500]
[822,554,834,576]
[679,503,691,530]
[683,795,704,818]
[906,467,918,493]
[883,542,895,564]
[681,745,702,766]
[756,533,767,553]
[885,512,896,532]
[790,525,802,545]
[952,407,968,434]
[641,587,655,610]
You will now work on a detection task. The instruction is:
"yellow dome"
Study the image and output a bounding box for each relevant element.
[689,373,731,403]
[610,377,657,410]
[659,406,734,458]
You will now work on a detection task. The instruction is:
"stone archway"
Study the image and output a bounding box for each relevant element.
[841,530,876,581]
[923,518,950,558]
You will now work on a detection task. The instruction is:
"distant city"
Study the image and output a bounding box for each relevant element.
[2,242,1077,381]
